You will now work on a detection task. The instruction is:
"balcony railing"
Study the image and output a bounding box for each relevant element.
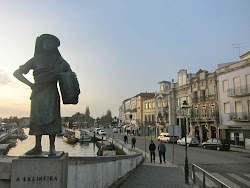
[229,112,250,121]
[191,114,218,121]
[227,85,250,97]
[131,108,137,112]
[207,94,215,100]
[125,109,131,113]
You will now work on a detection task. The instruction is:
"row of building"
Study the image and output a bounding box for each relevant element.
[118,51,250,148]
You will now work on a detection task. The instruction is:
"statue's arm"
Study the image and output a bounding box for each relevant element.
[13,70,34,88]
[13,58,35,89]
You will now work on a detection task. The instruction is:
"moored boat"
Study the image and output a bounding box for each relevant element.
[63,135,77,143]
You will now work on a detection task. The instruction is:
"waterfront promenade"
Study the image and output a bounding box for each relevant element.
[112,141,196,188]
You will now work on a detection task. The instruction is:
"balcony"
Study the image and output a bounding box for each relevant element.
[191,114,218,122]
[131,108,137,112]
[229,112,250,122]
[125,109,131,113]
[227,85,250,97]
[207,94,216,101]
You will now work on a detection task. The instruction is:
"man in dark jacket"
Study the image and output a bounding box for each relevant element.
[132,137,136,149]
[149,140,156,163]
[124,135,128,144]
[158,140,166,164]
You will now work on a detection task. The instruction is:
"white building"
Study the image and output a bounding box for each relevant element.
[217,52,250,147]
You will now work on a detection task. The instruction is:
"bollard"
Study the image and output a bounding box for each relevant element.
[192,165,196,184]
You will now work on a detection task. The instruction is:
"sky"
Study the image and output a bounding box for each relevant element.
[0,0,250,119]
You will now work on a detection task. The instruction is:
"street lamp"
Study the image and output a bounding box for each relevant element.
[181,100,190,184]
[149,125,153,141]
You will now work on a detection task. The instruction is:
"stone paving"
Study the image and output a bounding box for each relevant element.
[117,143,197,188]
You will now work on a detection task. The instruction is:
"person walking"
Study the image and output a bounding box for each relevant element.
[132,137,136,149]
[149,140,156,163]
[124,135,128,144]
[158,140,166,164]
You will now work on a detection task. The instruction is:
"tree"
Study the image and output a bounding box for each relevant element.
[100,109,112,125]
[85,106,90,117]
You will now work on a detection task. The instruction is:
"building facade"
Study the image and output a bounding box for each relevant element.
[190,69,219,142]
[217,55,250,147]
[175,69,193,138]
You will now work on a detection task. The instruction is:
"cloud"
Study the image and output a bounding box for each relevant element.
[0,69,13,86]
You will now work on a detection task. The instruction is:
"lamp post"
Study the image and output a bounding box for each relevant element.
[149,125,153,141]
[181,100,190,184]
[96,117,100,128]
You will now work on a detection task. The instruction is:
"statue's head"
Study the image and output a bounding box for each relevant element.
[34,34,60,55]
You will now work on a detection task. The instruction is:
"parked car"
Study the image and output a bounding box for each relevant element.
[177,137,199,146]
[202,138,230,151]
[98,130,107,135]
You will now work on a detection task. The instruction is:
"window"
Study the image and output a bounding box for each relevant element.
[160,85,164,91]
[194,106,198,117]
[223,80,229,92]
[201,105,207,117]
[246,74,250,92]
[209,104,215,117]
[208,84,214,96]
[224,102,230,114]
[163,99,168,107]
[152,102,155,109]
[230,132,234,140]
[235,101,242,119]
[233,77,240,94]
[193,91,198,100]
[148,115,151,122]
[158,99,162,107]
[148,102,151,109]
[200,90,205,101]
[145,103,148,109]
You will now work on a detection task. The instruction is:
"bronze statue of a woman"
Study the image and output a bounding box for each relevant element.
[13,34,80,156]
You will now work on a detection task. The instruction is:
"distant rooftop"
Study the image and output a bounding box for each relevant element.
[217,61,239,69]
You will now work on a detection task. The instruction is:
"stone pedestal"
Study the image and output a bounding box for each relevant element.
[10,152,68,188]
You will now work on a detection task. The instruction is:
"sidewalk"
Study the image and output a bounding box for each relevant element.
[230,146,250,154]
[114,142,196,188]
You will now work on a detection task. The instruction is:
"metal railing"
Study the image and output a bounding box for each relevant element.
[192,164,230,188]
[229,112,250,121]
[227,84,250,97]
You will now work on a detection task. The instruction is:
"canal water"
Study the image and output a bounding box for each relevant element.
[7,128,97,157]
